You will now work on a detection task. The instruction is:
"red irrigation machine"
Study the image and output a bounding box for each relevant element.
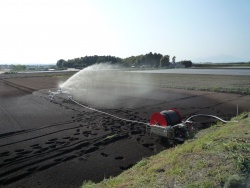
[149,109,234,143]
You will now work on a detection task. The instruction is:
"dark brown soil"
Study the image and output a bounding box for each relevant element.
[0,72,249,188]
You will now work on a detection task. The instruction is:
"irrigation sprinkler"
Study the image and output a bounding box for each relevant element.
[48,87,72,101]
[48,88,237,143]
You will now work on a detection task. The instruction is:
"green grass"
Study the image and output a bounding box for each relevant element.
[193,62,250,68]
[82,113,250,188]
[4,71,18,74]
[42,72,76,78]
[103,134,118,140]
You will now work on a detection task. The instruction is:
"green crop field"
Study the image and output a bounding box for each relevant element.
[87,71,250,95]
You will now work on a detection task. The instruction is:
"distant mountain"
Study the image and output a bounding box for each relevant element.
[194,55,249,63]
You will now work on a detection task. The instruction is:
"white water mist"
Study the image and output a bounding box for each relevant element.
[61,63,155,109]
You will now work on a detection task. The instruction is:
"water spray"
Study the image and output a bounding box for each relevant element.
[48,87,72,101]
[48,88,237,143]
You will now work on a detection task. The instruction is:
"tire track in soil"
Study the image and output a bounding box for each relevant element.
[0,79,35,95]
[0,100,151,186]
[0,80,27,98]
[0,86,198,186]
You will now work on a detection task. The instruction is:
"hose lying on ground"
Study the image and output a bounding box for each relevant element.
[49,89,237,128]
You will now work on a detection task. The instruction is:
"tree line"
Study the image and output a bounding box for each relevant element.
[9,64,26,71]
[57,55,122,69]
[56,52,192,69]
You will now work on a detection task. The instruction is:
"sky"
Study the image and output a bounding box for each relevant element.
[0,0,250,64]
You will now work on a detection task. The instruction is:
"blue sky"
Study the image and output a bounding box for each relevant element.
[0,0,249,64]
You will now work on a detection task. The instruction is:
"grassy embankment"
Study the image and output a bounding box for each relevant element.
[83,113,250,188]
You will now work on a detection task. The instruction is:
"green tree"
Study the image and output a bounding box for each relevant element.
[145,52,154,67]
[11,64,26,71]
[181,60,193,68]
[56,59,66,68]
[160,55,170,67]
[59,55,122,69]
[154,53,163,68]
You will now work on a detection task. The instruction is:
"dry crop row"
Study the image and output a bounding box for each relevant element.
[96,71,250,95]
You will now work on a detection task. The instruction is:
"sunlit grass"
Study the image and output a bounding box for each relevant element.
[103,134,118,140]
